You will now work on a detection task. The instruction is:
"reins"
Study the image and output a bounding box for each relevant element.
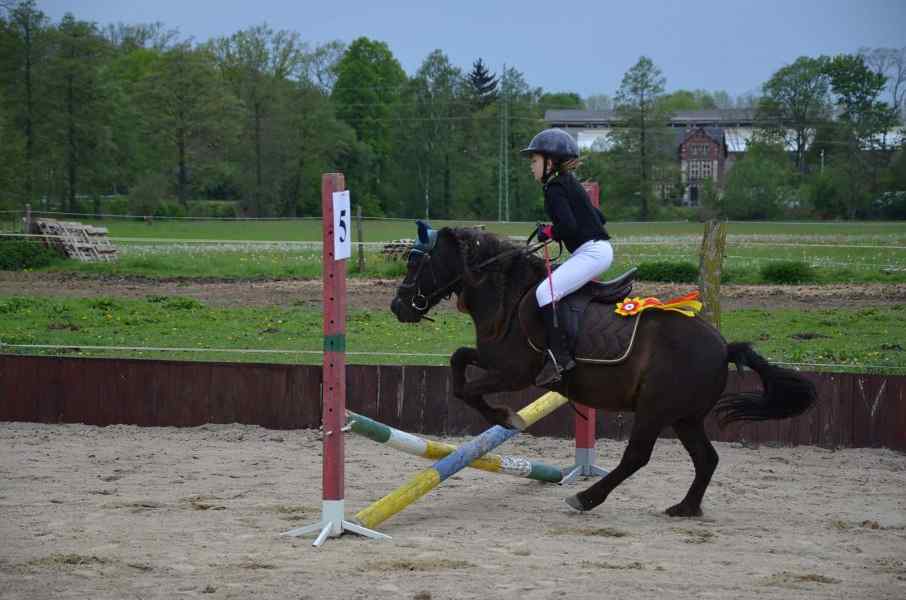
[429,240,549,303]
[402,239,549,318]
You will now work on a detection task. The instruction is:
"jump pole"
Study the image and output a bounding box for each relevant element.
[354,391,569,530]
[347,410,563,483]
[562,182,609,484]
[282,173,389,547]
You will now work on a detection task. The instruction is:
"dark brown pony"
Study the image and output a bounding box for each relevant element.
[390,226,817,517]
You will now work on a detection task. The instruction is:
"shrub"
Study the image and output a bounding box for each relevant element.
[722,141,793,219]
[0,239,62,270]
[635,261,699,283]
[653,205,697,221]
[760,260,816,284]
[154,201,187,218]
[719,266,743,284]
[214,202,239,218]
[872,191,906,220]
[128,173,171,217]
[103,196,130,215]
[187,201,240,218]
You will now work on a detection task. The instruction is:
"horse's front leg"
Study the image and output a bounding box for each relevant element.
[450,347,525,430]
[450,347,479,399]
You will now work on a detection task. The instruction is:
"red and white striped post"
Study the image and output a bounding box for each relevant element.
[322,172,346,510]
[561,181,609,484]
[283,173,389,546]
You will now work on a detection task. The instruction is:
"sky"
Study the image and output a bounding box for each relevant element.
[38,0,906,99]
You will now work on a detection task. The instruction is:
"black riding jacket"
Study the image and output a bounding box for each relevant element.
[543,172,610,253]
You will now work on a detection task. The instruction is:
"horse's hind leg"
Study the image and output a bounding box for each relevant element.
[666,417,719,517]
[564,421,660,512]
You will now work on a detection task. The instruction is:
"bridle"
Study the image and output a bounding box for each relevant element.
[398,246,442,315]
[398,239,549,319]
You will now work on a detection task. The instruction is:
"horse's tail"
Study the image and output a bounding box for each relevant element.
[714,342,817,428]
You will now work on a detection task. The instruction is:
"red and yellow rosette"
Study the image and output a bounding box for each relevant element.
[615,291,702,318]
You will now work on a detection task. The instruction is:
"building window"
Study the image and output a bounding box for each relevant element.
[688,159,713,181]
[689,143,709,158]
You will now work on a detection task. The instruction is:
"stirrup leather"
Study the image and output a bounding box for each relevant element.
[535,353,563,386]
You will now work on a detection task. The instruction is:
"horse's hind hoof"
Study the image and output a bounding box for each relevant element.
[665,503,703,517]
[564,495,589,512]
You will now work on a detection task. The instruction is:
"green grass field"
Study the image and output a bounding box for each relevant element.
[3,218,905,373]
[58,216,906,243]
[17,217,906,283]
[1,295,904,373]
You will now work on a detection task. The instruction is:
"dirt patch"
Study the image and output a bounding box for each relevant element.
[1,422,904,599]
[2,271,905,311]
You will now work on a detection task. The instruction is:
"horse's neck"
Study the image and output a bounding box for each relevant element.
[464,259,541,338]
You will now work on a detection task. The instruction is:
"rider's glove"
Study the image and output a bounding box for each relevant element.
[536,223,554,242]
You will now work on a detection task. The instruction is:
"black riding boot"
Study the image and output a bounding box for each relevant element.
[535,303,576,388]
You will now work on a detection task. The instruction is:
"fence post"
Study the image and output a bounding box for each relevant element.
[698,219,727,329]
[356,204,365,273]
[562,181,608,485]
[24,203,32,234]
[281,173,388,547]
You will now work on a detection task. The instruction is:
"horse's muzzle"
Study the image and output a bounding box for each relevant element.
[390,295,421,323]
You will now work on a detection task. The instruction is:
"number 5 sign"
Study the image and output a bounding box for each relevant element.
[332,190,351,261]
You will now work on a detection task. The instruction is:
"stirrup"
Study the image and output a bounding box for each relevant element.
[535,351,564,387]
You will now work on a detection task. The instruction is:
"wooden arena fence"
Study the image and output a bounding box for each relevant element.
[1,355,903,451]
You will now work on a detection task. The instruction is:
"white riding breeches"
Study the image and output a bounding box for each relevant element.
[535,240,614,307]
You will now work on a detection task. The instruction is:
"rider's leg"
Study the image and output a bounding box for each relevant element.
[534,302,575,387]
[534,240,613,387]
[536,240,614,305]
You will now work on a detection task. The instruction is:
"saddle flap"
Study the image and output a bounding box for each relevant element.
[572,304,641,364]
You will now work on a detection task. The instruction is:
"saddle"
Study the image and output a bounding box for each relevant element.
[563,267,636,306]
[522,268,643,365]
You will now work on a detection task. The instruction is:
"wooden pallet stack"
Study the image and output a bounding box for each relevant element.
[32,218,118,262]
[381,239,414,261]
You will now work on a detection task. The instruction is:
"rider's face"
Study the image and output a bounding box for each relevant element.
[530,154,547,182]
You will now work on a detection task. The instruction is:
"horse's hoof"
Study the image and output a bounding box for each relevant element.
[665,503,702,517]
[564,495,588,512]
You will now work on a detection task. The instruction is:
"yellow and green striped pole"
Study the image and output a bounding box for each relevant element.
[347,411,563,483]
[354,392,569,530]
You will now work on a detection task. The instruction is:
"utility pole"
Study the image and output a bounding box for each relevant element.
[503,64,510,222]
[498,63,504,222]
[498,64,509,222]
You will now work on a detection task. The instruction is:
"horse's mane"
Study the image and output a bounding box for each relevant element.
[445,227,546,340]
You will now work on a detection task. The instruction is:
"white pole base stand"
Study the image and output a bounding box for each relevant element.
[282,500,390,547]
[560,447,609,485]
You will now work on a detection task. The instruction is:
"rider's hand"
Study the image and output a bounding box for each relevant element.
[536,223,554,242]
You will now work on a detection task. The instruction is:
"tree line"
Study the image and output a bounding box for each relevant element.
[1,1,903,221]
[582,53,905,221]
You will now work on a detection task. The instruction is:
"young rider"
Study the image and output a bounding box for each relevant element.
[521,128,613,387]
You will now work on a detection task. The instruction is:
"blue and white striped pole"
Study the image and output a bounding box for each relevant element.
[347,411,563,483]
[355,392,569,529]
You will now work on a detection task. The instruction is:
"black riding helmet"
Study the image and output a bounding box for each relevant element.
[520,128,579,159]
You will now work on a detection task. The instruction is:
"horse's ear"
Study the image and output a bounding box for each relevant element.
[415,220,437,250]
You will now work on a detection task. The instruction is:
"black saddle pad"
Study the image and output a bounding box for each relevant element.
[555,268,636,356]
[559,296,641,364]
